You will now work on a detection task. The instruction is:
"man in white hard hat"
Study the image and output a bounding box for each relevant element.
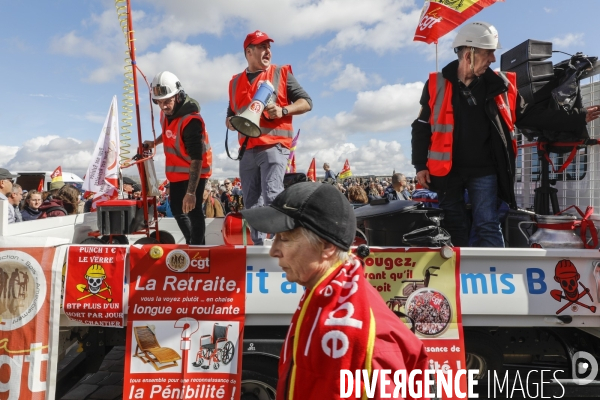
[411,21,600,247]
[226,30,312,245]
[144,71,213,245]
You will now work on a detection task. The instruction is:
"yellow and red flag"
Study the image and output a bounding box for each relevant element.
[413,0,503,44]
[233,177,242,190]
[50,166,63,184]
[286,130,300,173]
[307,158,316,182]
[339,159,352,179]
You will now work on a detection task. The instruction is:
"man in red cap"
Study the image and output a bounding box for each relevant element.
[226,30,312,245]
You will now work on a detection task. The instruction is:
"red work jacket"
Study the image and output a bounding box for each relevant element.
[229,64,294,149]
[427,71,517,176]
[161,112,212,182]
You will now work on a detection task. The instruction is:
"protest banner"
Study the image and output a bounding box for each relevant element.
[63,245,126,327]
[365,247,466,398]
[125,245,246,400]
[0,246,61,400]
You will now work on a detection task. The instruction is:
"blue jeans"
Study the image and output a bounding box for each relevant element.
[437,174,504,248]
[240,144,290,245]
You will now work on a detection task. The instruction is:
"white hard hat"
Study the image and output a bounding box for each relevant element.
[151,71,183,100]
[452,21,501,50]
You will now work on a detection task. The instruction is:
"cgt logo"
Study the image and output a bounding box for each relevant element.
[189,250,210,272]
[165,249,211,273]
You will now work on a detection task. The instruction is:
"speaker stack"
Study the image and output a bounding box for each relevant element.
[501,39,554,104]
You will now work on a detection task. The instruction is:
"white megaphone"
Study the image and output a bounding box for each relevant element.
[230,80,275,138]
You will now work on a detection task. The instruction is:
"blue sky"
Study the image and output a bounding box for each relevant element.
[0,0,596,181]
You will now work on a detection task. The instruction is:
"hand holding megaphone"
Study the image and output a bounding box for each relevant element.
[230,80,275,138]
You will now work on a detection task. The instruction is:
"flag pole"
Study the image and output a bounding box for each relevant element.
[435,41,439,72]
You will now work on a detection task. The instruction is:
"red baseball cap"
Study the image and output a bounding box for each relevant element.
[244,30,274,49]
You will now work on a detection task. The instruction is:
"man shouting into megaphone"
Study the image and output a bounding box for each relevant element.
[226,30,312,245]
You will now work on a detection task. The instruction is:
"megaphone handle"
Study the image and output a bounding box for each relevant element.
[225,127,250,161]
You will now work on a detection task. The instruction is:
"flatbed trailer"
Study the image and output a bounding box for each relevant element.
[1,202,599,399]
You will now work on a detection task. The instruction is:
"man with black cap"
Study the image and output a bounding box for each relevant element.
[122,176,136,199]
[227,30,312,245]
[241,182,428,399]
[0,168,18,224]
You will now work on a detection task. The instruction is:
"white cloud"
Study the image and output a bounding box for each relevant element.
[78,112,106,124]
[135,42,247,103]
[323,6,421,54]
[330,64,383,92]
[142,0,416,45]
[307,50,343,80]
[280,81,423,177]
[29,94,51,98]
[0,146,19,164]
[551,33,584,49]
[304,81,424,135]
[416,31,457,63]
[543,7,554,13]
[6,136,94,178]
[297,138,411,177]
[51,0,423,83]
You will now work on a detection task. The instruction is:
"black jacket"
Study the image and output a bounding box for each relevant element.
[411,60,589,208]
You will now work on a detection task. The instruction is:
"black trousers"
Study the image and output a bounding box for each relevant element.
[169,178,207,245]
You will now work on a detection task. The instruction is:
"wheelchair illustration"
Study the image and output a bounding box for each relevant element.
[192,323,235,370]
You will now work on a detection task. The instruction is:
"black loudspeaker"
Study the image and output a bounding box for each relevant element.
[510,61,555,87]
[501,39,552,71]
[518,80,553,104]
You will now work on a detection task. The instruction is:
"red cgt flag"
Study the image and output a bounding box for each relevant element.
[413,0,502,44]
[307,158,316,182]
[290,154,297,173]
[339,159,352,179]
[50,166,62,180]
[37,178,44,192]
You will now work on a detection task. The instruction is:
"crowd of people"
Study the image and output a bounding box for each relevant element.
[331,172,439,208]
[0,168,82,224]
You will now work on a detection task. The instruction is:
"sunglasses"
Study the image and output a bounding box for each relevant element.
[460,87,477,106]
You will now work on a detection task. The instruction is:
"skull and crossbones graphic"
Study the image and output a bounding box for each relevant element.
[550,259,596,314]
[76,264,112,302]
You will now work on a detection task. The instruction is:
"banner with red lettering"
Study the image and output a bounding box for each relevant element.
[125,245,246,400]
[62,245,126,327]
[413,0,501,44]
[365,248,466,399]
[0,246,61,400]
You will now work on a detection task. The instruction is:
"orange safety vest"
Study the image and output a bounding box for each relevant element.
[229,64,294,149]
[161,112,212,182]
[427,71,518,177]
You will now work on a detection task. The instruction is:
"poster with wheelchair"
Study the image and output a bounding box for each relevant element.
[125,245,246,400]
[364,247,467,398]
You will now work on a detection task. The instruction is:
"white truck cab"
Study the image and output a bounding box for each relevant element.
[13,170,84,192]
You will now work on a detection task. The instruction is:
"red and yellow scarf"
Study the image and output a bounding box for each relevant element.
[277,256,376,400]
